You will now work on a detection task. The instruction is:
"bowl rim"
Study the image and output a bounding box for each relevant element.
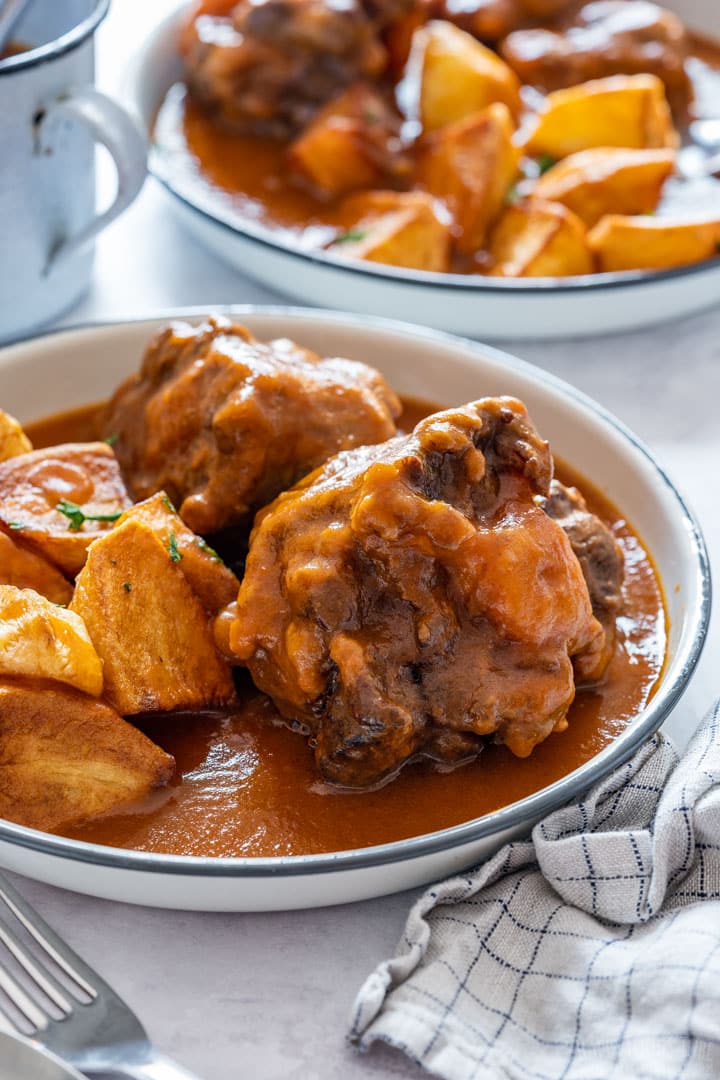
[0,0,109,77]
[0,306,711,878]
[137,5,720,297]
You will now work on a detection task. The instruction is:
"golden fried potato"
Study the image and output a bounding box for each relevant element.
[0,443,131,577]
[331,190,451,271]
[0,532,72,605]
[118,493,239,614]
[588,214,720,272]
[407,20,521,132]
[0,409,32,462]
[524,75,678,159]
[488,198,594,277]
[533,148,676,228]
[287,84,405,199]
[417,103,519,255]
[70,518,236,715]
[0,585,103,696]
[0,679,174,833]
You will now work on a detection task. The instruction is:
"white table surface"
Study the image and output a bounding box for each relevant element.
[7,2,720,1078]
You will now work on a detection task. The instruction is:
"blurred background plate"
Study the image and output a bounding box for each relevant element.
[125,1,720,340]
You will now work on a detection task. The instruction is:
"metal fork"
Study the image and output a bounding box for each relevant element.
[0,872,202,1079]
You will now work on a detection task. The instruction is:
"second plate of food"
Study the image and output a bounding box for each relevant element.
[126,0,720,339]
[0,307,709,910]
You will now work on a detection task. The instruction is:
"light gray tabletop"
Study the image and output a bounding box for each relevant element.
[8,2,719,1078]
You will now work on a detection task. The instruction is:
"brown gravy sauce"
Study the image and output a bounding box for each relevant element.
[151,33,720,268]
[26,399,666,857]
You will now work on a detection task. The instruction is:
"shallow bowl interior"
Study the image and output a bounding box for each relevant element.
[0,309,709,909]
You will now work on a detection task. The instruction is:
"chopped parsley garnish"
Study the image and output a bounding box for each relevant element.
[537,154,556,175]
[168,532,182,563]
[55,499,122,532]
[123,582,132,593]
[7,521,26,530]
[104,432,119,447]
[334,230,367,245]
[363,110,380,125]
[505,184,520,206]
[194,536,223,564]
[162,494,176,513]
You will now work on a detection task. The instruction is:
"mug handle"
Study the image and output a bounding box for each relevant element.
[36,86,147,274]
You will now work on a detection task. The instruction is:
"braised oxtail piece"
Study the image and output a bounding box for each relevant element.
[104,315,400,536]
[227,397,614,787]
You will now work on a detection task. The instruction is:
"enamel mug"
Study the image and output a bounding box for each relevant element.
[0,0,147,343]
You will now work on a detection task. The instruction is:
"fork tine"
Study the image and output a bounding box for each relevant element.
[0,917,73,1014]
[0,962,49,1031]
[0,875,97,1001]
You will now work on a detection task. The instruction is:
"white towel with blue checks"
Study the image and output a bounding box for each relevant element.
[350,703,720,1079]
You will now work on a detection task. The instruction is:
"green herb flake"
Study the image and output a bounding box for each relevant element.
[168,532,182,563]
[56,499,122,532]
[123,582,132,593]
[7,521,26,530]
[104,432,119,447]
[194,536,223,564]
[55,603,68,609]
[363,110,380,125]
[505,184,520,206]
[162,494,177,513]
[537,154,556,175]
[333,230,367,245]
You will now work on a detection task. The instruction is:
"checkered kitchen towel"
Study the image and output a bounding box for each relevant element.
[351,703,720,1079]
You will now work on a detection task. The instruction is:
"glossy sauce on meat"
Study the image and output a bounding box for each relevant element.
[150,31,720,266]
[26,398,666,857]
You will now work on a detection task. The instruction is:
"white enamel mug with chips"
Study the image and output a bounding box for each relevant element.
[0,0,147,343]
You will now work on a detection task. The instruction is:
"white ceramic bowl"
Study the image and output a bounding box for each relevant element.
[0,309,710,910]
[124,2,720,341]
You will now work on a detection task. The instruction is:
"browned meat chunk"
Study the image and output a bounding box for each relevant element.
[104,316,400,536]
[183,0,411,137]
[0,679,174,833]
[227,398,609,787]
[0,443,131,577]
[541,478,624,675]
[438,0,572,43]
[501,2,691,105]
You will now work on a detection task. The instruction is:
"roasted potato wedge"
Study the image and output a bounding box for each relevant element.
[118,493,239,614]
[588,214,720,272]
[488,198,594,277]
[70,518,236,715]
[0,533,72,605]
[524,75,678,159]
[0,585,103,696]
[0,443,131,577]
[0,409,32,462]
[533,147,676,227]
[332,190,451,271]
[0,680,174,833]
[287,84,407,199]
[417,103,519,254]
[406,20,521,132]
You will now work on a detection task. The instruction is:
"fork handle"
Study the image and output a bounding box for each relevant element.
[110,1055,203,1080]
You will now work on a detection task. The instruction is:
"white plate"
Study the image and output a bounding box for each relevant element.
[124,2,720,341]
[0,309,710,910]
